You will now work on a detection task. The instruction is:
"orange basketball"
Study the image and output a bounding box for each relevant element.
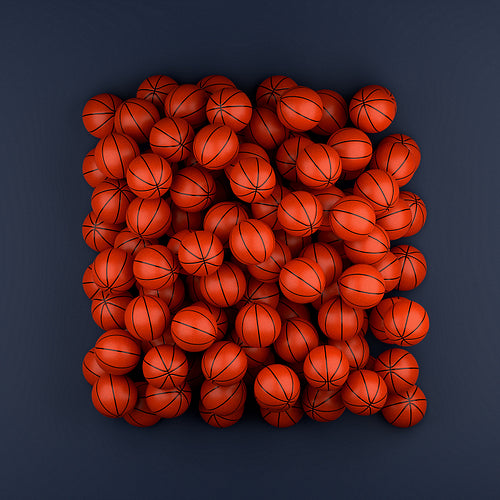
[279,257,326,303]
[82,148,106,187]
[178,230,223,276]
[238,277,280,309]
[126,197,171,238]
[246,107,287,150]
[114,97,160,143]
[314,186,344,231]
[296,143,342,189]
[318,296,364,341]
[247,240,291,283]
[126,153,172,199]
[400,191,427,236]
[300,242,343,285]
[133,245,177,289]
[94,329,141,375]
[82,348,106,385]
[234,142,270,163]
[254,364,300,411]
[170,166,216,212]
[251,184,289,230]
[113,229,157,257]
[372,251,402,291]
[392,244,427,290]
[82,263,100,300]
[343,224,390,264]
[353,169,399,215]
[275,136,314,182]
[349,85,397,133]
[123,381,162,427]
[327,127,373,171]
[229,219,275,265]
[206,88,253,132]
[201,341,248,386]
[149,117,194,162]
[303,345,349,391]
[164,83,208,127]
[256,75,298,110]
[200,380,246,416]
[374,348,419,393]
[136,74,178,110]
[199,262,246,307]
[368,297,410,342]
[92,248,134,293]
[91,178,135,224]
[82,93,122,138]
[227,156,276,203]
[91,290,132,330]
[277,86,323,131]
[197,74,235,94]
[312,89,348,135]
[143,344,188,389]
[383,298,429,346]
[382,385,427,427]
[171,304,218,351]
[376,198,412,240]
[328,334,370,371]
[91,374,137,418]
[338,263,385,309]
[274,318,319,363]
[193,124,239,169]
[260,401,304,428]
[94,133,139,179]
[235,302,281,348]
[144,381,192,418]
[277,191,323,237]
[125,296,170,341]
[82,211,122,252]
[329,195,376,241]
[341,369,387,415]
[374,134,421,186]
[302,385,345,422]
[199,400,245,428]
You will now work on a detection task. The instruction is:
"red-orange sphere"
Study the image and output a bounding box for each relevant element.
[143,344,188,389]
[246,107,287,150]
[82,93,122,138]
[126,197,171,238]
[296,143,342,189]
[251,184,289,230]
[227,157,276,203]
[302,385,345,422]
[203,201,249,244]
[123,381,162,427]
[318,296,364,341]
[341,369,387,415]
[260,401,304,428]
[149,117,194,162]
[372,251,402,292]
[279,257,326,303]
[374,348,419,393]
[91,290,132,330]
[91,178,135,225]
[82,348,106,385]
[82,148,106,187]
[136,74,178,110]
[95,133,139,179]
[170,166,216,212]
[91,374,137,418]
[327,127,373,171]
[229,219,275,265]
[376,198,413,240]
[199,262,246,307]
[126,153,172,199]
[300,242,343,285]
[273,318,319,363]
[92,248,134,293]
[256,75,298,110]
[277,86,323,132]
[235,303,281,348]
[193,124,239,169]
[201,341,248,386]
[171,304,218,352]
[247,240,291,283]
[114,97,160,143]
[144,381,192,418]
[124,296,170,341]
[277,191,323,237]
[353,169,399,215]
[312,89,348,135]
[254,364,300,411]
[303,345,349,391]
[82,211,122,252]
[329,195,376,241]
[197,74,235,94]
[164,83,208,127]
[383,299,429,346]
[400,191,427,236]
[328,334,370,371]
[178,231,224,276]
[338,263,385,309]
[392,244,427,290]
[206,88,253,132]
[382,385,427,427]
[94,329,141,375]
[343,224,390,264]
[275,136,313,182]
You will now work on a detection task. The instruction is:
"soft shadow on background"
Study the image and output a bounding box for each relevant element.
[1,1,499,498]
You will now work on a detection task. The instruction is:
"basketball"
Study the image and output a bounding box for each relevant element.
[200,380,246,416]
[82,264,100,300]
[206,88,252,132]
[170,166,216,212]
[341,370,388,415]
[251,184,289,230]
[277,191,323,237]
[382,385,427,427]
[300,242,343,285]
[260,401,304,428]
[392,244,427,290]
[400,191,427,236]
[123,381,162,428]
[164,83,208,127]
[246,107,287,150]
[273,318,319,363]
[277,86,323,131]
[275,136,313,182]
[235,302,281,348]
[256,75,297,109]
[91,178,135,224]
[82,93,122,138]
[82,211,122,252]
[171,304,218,351]
[201,341,248,386]
[136,74,178,110]
[247,240,291,283]
[144,381,192,418]
[94,329,141,375]
[349,85,397,133]
[203,201,249,244]
[194,302,228,340]
[327,127,373,171]
[91,290,132,330]
[343,224,390,264]
[383,298,429,346]
[328,334,370,371]
[114,229,157,257]
[126,153,172,199]
[193,124,239,169]
[234,142,270,163]
[91,374,137,418]
[302,385,345,422]
[279,257,326,303]
[133,244,177,289]
[143,344,188,389]
[178,231,224,276]
[199,401,244,428]
[124,295,170,341]
[254,364,300,411]
[94,133,139,179]
[199,262,246,307]
[303,345,349,391]
[329,195,376,241]
[376,198,412,240]
[353,169,399,215]
[227,156,276,203]
[82,148,106,187]
[374,348,419,393]
[374,134,421,186]
[338,263,385,309]
[318,296,364,341]
[126,197,171,238]
[92,248,134,293]
[149,117,194,162]
[82,348,106,385]
[296,143,342,189]
[114,97,160,143]
[314,186,344,231]
[312,89,348,135]
[197,74,235,94]
[229,219,275,265]
[368,297,409,342]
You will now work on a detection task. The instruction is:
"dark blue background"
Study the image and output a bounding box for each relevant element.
[1,1,498,498]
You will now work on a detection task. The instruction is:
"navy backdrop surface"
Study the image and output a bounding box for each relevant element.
[1,1,498,498]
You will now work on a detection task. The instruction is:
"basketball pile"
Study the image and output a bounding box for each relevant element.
[81,74,428,429]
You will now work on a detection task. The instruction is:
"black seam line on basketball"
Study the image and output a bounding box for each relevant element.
[122,102,148,141]
[256,110,280,148]
[109,134,126,178]
[85,115,114,134]
[333,208,374,225]
[255,378,289,405]
[363,103,394,122]
[283,266,320,292]
[340,272,385,287]
[95,383,114,416]
[362,105,379,132]
[344,381,370,406]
